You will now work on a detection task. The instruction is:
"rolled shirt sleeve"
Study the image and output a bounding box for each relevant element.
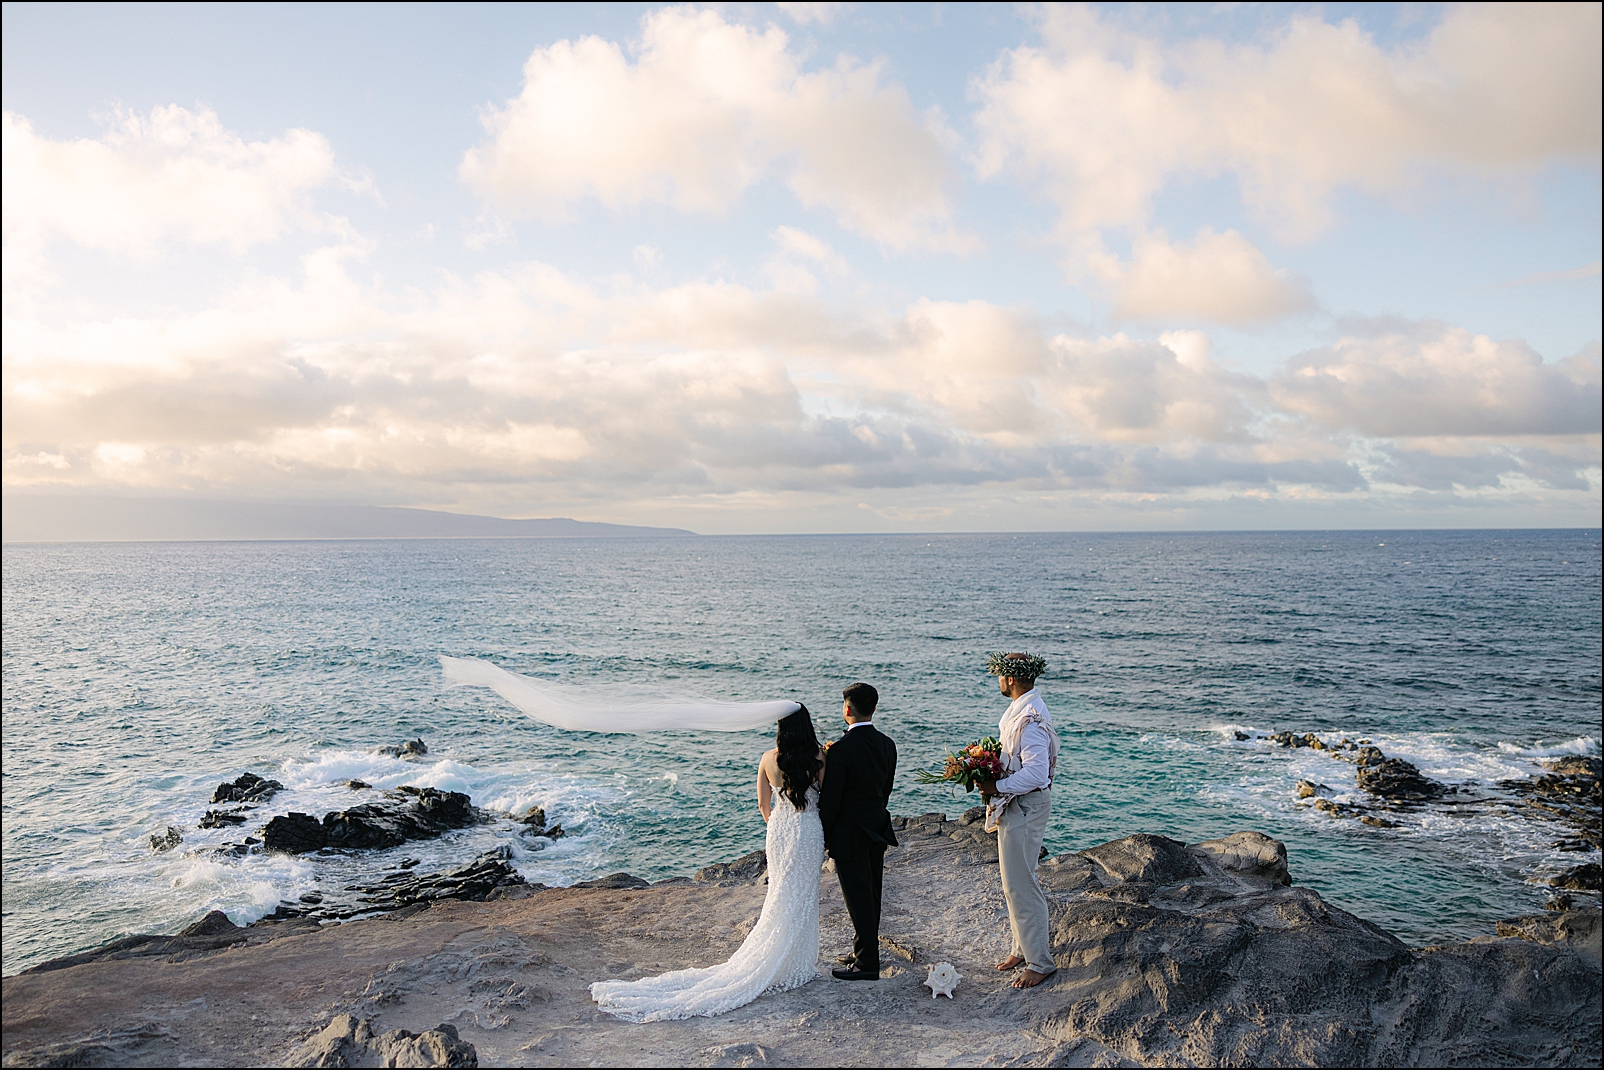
[994,720,1053,796]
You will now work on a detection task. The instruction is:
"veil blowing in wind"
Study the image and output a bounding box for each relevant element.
[439,656,801,733]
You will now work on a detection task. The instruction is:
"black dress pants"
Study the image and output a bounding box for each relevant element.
[835,844,886,973]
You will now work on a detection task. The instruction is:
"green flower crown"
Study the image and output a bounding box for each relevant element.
[986,651,1046,681]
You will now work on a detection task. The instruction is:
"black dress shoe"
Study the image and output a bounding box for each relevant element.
[831,967,880,981]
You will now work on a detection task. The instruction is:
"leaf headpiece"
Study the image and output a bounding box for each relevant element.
[985,651,1046,681]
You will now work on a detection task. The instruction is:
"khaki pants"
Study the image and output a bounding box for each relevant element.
[997,787,1054,974]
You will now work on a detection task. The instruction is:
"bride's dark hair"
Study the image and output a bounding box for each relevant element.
[775,705,823,811]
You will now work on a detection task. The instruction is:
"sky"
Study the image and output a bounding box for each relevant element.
[2,1,1600,534]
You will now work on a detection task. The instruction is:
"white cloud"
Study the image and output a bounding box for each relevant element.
[1273,328,1602,437]
[975,4,1601,242]
[4,232,1595,513]
[459,6,971,251]
[1103,228,1314,325]
[776,3,850,26]
[970,3,1601,322]
[2,107,340,261]
[1497,261,1602,288]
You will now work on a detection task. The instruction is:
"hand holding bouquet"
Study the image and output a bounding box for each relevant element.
[915,736,1004,792]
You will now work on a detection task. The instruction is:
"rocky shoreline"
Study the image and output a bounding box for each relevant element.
[1249,730,1602,892]
[6,738,1598,1067]
[4,808,1600,1068]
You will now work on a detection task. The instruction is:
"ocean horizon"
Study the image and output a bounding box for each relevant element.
[3,528,1599,975]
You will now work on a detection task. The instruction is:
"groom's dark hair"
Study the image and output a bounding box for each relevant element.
[842,682,878,718]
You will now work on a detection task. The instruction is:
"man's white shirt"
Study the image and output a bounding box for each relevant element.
[994,689,1053,796]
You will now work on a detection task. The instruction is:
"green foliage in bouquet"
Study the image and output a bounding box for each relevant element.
[915,736,1005,792]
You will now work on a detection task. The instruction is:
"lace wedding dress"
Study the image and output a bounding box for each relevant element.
[590,783,824,1022]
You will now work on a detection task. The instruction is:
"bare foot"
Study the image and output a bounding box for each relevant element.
[1011,967,1056,989]
[994,955,1025,971]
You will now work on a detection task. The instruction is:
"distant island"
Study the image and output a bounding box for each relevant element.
[0,496,695,542]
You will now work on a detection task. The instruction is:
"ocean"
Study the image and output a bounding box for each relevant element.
[2,529,1599,974]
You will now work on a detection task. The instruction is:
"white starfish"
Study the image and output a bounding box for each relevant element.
[923,961,961,999]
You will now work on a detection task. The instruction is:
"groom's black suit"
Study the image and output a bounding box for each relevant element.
[819,722,898,975]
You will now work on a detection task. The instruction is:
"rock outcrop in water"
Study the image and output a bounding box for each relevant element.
[4,821,1599,1068]
[1355,755,1447,800]
[1264,730,1450,802]
[147,826,182,853]
[1501,756,1603,851]
[260,787,481,854]
[211,772,283,804]
[376,738,429,759]
[267,849,527,922]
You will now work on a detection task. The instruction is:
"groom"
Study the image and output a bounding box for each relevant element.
[819,681,897,981]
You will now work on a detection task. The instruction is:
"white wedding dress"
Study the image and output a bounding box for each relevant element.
[590,783,824,1023]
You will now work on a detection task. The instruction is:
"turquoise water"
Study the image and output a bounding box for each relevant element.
[2,530,1599,973]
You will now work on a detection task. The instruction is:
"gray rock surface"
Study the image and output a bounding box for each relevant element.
[211,772,284,804]
[261,788,481,854]
[694,850,768,884]
[4,822,1599,1067]
[286,1012,477,1067]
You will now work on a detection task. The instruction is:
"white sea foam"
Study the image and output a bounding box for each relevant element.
[1193,724,1600,909]
[1495,736,1601,758]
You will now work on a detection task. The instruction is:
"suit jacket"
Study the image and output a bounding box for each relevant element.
[819,723,898,862]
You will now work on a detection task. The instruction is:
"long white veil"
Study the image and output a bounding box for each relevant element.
[441,656,801,733]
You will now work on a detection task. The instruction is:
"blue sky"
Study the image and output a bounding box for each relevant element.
[2,2,1599,532]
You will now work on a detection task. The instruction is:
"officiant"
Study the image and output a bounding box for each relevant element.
[976,651,1060,989]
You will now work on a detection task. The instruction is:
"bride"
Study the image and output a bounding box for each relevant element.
[590,706,827,1022]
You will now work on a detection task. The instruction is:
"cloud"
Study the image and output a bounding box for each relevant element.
[1103,228,1315,325]
[459,6,971,251]
[975,4,1600,242]
[2,106,340,261]
[0,244,1360,504]
[1273,329,1602,437]
[1495,261,1602,288]
[971,1,1601,312]
[1369,443,1596,492]
[776,3,850,26]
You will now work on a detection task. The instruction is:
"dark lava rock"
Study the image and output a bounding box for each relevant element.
[1233,730,1251,741]
[574,872,653,890]
[262,812,329,854]
[264,790,481,855]
[1356,757,1446,801]
[1498,759,1602,850]
[347,779,369,790]
[149,826,183,852]
[693,849,768,884]
[268,849,526,921]
[322,787,478,850]
[21,910,253,974]
[1546,756,1603,779]
[377,738,428,758]
[516,805,565,839]
[1551,863,1603,891]
[211,773,283,804]
[960,806,987,825]
[286,1014,477,1069]
[1081,833,1203,885]
[199,808,249,828]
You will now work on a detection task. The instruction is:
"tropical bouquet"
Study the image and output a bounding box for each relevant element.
[915,736,1005,792]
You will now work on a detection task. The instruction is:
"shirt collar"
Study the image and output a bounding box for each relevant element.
[846,720,875,730]
[1006,688,1039,713]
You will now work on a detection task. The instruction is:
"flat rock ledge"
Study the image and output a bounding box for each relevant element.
[3,818,1599,1068]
